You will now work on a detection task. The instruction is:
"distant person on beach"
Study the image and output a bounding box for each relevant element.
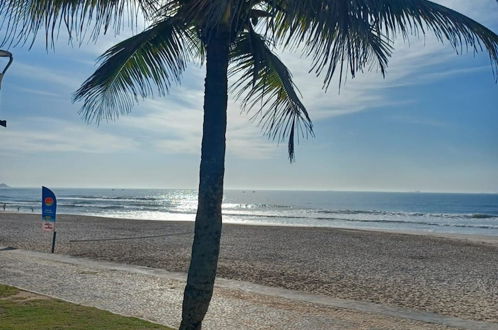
[31,207,34,212]
[17,206,20,212]
[2,203,5,211]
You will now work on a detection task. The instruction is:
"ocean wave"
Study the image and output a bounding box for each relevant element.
[321,218,498,229]
[0,201,37,206]
[222,203,292,210]
[316,209,497,220]
[58,199,173,208]
[318,209,386,215]
[221,212,498,229]
[58,203,172,212]
[55,203,123,210]
[462,214,496,219]
[427,213,498,220]
[62,196,161,201]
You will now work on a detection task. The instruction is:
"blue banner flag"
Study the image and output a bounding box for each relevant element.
[42,187,57,231]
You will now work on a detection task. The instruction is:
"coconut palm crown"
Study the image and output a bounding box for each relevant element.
[1,1,498,329]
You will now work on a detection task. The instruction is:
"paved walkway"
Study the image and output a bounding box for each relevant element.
[0,247,496,330]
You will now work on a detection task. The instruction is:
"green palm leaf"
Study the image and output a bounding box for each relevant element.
[0,0,156,47]
[230,29,313,161]
[74,18,198,123]
[270,0,498,87]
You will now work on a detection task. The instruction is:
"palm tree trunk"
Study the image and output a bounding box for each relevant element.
[180,28,230,330]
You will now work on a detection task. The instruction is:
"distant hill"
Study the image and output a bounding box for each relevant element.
[0,183,10,188]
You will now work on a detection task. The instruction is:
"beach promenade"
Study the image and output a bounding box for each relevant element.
[2,247,497,329]
[1,213,497,328]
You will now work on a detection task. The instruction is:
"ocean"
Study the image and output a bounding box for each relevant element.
[1,188,497,236]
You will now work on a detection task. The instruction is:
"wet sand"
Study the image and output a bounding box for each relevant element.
[0,213,497,323]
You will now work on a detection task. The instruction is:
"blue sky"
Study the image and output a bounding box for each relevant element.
[0,0,497,192]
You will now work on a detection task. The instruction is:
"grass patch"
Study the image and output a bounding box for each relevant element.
[0,284,173,329]
[0,285,19,298]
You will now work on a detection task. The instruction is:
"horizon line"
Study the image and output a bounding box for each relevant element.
[1,185,497,195]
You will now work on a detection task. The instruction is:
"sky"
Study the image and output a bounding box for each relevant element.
[0,0,497,193]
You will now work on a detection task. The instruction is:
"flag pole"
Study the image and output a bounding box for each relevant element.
[51,231,57,253]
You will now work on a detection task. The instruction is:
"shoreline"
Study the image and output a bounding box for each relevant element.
[1,212,497,323]
[3,211,498,245]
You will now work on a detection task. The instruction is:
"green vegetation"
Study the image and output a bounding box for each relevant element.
[0,284,18,297]
[0,284,172,330]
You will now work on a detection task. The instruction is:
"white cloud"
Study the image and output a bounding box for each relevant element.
[11,86,60,98]
[12,62,83,90]
[416,65,489,83]
[0,118,139,154]
[112,90,278,160]
[435,0,498,24]
[277,40,443,120]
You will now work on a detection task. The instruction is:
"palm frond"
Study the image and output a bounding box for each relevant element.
[230,29,313,161]
[0,0,158,47]
[269,0,498,87]
[176,0,231,30]
[74,18,199,124]
[173,0,253,41]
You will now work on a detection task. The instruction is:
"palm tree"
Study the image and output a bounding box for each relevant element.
[1,0,497,328]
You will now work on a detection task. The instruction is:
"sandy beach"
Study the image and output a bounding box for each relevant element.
[0,213,497,323]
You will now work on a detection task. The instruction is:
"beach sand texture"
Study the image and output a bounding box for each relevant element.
[0,213,497,323]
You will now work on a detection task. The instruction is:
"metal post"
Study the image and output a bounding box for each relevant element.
[51,231,57,253]
[0,50,13,128]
